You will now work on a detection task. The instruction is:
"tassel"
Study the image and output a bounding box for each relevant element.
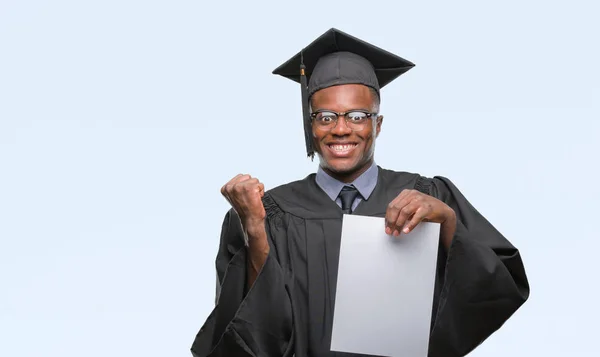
[300,51,314,159]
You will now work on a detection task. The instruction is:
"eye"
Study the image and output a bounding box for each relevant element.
[346,112,368,122]
[316,112,336,122]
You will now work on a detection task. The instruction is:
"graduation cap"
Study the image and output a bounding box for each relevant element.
[272,28,415,158]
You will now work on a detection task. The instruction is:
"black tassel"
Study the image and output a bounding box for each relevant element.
[300,52,314,159]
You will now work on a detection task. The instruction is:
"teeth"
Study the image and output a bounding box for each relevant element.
[330,144,355,152]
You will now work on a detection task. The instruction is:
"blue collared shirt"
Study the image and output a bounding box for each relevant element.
[315,161,379,211]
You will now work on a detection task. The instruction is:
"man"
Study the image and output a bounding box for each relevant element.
[191,28,529,357]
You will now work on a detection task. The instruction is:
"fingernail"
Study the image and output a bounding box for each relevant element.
[393,230,399,236]
[403,227,410,233]
[385,227,391,235]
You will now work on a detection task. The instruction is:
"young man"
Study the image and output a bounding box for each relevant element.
[191,28,530,357]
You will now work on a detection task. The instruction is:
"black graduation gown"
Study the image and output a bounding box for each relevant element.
[190,167,530,357]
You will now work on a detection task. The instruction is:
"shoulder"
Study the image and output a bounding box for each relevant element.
[266,173,316,198]
[377,166,458,197]
[262,173,328,219]
[377,166,428,191]
[378,166,421,182]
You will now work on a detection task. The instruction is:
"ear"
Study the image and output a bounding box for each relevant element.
[375,115,383,137]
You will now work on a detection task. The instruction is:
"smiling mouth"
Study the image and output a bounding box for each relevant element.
[327,143,358,156]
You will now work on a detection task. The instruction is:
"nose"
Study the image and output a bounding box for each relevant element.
[330,116,352,136]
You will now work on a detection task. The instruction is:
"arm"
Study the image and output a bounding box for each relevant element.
[427,176,530,357]
[191,209,294,357]
[243,220,270,289]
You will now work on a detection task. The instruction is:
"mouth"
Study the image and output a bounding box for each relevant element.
[326,143,358,157]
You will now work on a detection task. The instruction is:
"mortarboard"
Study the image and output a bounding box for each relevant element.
[272,28,415,158]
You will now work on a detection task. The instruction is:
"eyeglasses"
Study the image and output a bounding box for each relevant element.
[310,110,378,131]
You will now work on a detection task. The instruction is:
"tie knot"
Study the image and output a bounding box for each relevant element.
[338,185,360,214]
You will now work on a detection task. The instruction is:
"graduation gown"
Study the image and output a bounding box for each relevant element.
[190,167,530,357]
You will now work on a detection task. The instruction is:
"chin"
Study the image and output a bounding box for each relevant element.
[318,155,363,174]
[328,160,360,174]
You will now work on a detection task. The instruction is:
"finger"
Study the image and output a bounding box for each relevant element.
[402,205,430,234]
[228,175,252,193]
[397,189,414,201]
[222,174,242,194]
[231,174,252,185]
[258,182,265,197]
[385,191,418,234]
[222,174,244,194]
[251,180,265,198]
[385,193,407,232]
[228,173,245,183]
[221,180,235,199]
[393,193,428,234]
[393,201,421,236]
[235,178,260,192]
[221,186,232,205]
[386,189,412,208]
[385,203,400,235]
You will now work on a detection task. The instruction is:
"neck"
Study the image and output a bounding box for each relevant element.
[322,159,374,183]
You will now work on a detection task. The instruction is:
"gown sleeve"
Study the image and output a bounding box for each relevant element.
[426,176,530,357]
[190,198,294,357]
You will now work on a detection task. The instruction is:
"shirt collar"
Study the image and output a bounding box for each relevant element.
[315,161,379,202]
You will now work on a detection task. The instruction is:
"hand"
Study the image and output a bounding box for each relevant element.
[385,189,456,237]
[221,174,268,288]
[221,174,266,230]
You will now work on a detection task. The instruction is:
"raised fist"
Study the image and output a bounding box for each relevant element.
[221,174,266,228]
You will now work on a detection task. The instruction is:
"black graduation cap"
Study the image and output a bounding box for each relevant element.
[272,28,415,158]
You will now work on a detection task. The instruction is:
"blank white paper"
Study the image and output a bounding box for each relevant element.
[330,214,441,357]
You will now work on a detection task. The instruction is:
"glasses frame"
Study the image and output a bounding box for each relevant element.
[310,109,379,131]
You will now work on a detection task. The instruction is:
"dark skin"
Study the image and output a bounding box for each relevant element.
[310,84,381,183]
[221,174,268,287]
[310,84,456,249]
[221,84,456,288]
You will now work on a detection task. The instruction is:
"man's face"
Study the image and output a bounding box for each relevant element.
[310,84,382,180]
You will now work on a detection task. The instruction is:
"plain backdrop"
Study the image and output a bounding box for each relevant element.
[1,1,599,356]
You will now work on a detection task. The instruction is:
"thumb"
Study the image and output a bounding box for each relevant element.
[258,183,265,197]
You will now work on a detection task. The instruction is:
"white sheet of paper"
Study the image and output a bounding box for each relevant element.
[330,214,441,357]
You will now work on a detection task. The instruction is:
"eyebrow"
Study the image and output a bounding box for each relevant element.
[312,108,372,113]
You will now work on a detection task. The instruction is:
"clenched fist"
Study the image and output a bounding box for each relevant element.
[221,174,266,230]
[221,174,269,286]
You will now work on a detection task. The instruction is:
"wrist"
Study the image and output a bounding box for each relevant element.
[439,203,454,223]
[242,218,268,250]
[243,218,266,235]
[440,207,457,249]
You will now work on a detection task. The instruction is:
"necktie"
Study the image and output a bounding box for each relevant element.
[338,185,360,214]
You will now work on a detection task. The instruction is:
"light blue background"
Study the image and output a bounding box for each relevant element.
[1,1,598,356]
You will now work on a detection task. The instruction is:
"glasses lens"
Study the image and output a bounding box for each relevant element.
[345,111,369,129]
[312,111,373,131]
[314,112,337,128]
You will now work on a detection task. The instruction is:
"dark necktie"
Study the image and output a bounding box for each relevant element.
[338,185,360,214]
